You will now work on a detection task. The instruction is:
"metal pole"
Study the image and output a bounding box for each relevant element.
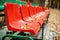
[42,23,45,40]
[41,0,45,40]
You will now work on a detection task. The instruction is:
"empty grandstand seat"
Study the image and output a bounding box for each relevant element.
[36,6,49,21]
[44,7,49,15]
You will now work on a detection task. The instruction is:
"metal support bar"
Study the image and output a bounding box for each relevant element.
[46,13,50,23]
[42,23,45,40]
[2,34,33,40]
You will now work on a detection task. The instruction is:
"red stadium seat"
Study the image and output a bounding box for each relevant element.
[44,7,49,15]
[36,6,49,21]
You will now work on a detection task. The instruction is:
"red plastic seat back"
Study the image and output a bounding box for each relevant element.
[28,6,37,16]
[28,6,34,16]
[5,3,21,22]
[36,6,42,13]
[4,3,9,25]
[20,5,30,19]
[43,7,48,11]
[33,6,37,15]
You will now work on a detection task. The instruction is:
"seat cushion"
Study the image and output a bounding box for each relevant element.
[8,20,40,35]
